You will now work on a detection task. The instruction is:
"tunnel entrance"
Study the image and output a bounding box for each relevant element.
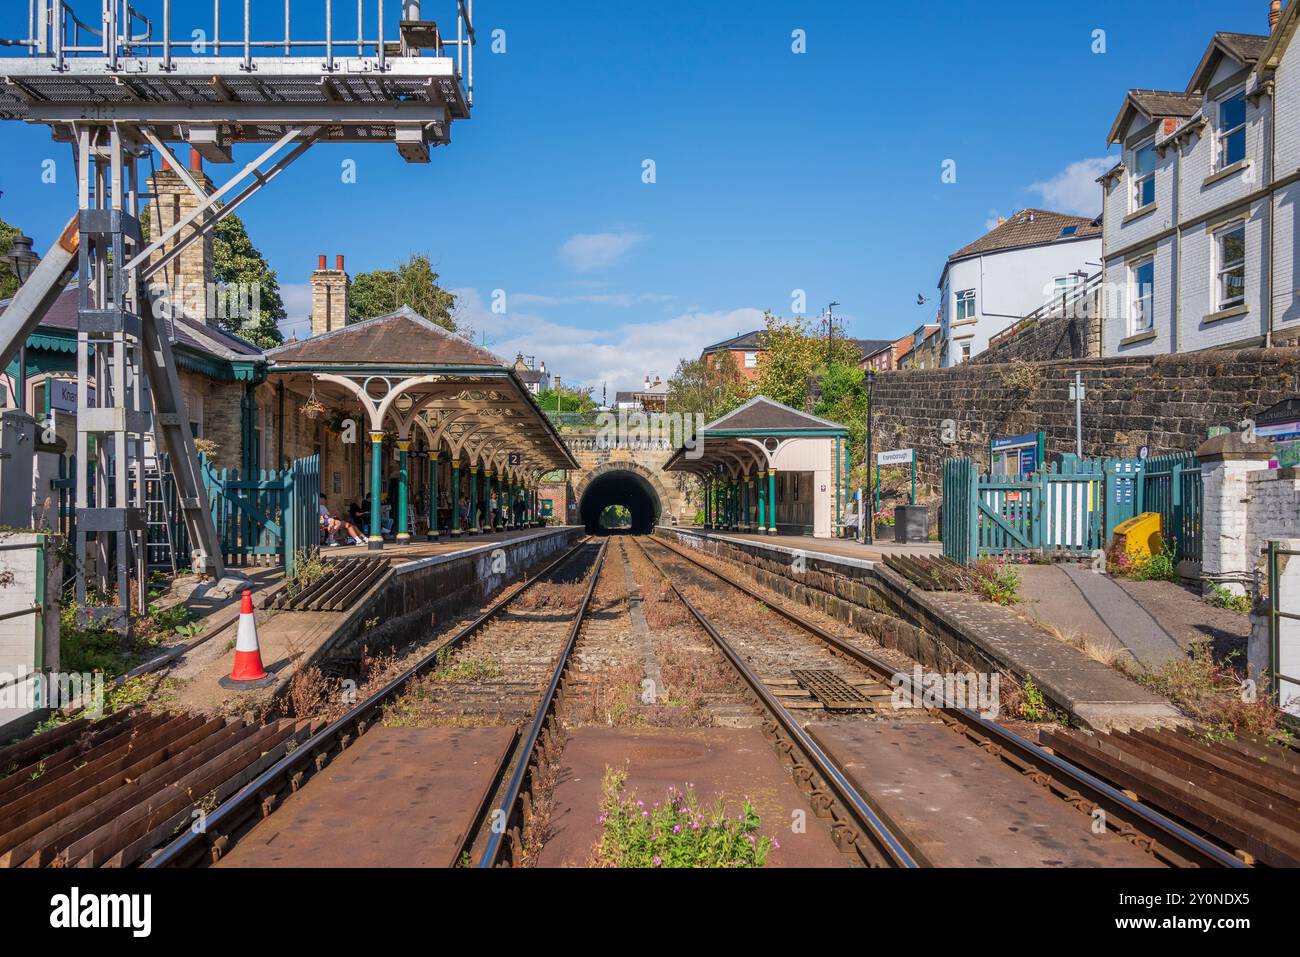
[578,469,661,534]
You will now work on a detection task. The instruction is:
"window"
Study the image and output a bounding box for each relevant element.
[1215,221,1246,310]
[1054,275,1082,296]
[1216,90,1247,170]
[1131,139,1156,210]
[1130,257,1155,333]
[743,351,758,369]
[955,289,976,322]
[1059,225,1079,238]
[960,343,972,362]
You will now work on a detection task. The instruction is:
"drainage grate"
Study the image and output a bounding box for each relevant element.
[791,670,873,711]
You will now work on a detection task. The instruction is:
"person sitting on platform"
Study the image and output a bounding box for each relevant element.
[320,494,365,546]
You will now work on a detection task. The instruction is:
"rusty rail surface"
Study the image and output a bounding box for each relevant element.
[0,710,316,867]
[1043,726,1300,867]
[478,539,609,867]
[645,534,1245,869]
[633,537,925,867]
[147,537,597,868]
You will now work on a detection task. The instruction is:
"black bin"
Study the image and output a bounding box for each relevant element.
[894,505,928,544]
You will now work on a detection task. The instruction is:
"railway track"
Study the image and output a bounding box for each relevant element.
[146,538,608,868]
[631,534,1246,869]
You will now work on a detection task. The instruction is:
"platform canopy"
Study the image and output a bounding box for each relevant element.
[663,395,848,479]
[266,307,577,478]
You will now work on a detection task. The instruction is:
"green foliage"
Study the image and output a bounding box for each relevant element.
[594,768,774,868]
[287,549,328,593]
[665,351,748,423]
[1111,545,1179,582]
[752,312,861,410]
[431,646,501,682]
[58,605,136,676]
[212,213,286,348]
[960,558,1022,606]
[0,217,20,301]
[1205,584,1251,613]
[1017,677,1051,722]
[348,254,458,331]
[537,384,597,413]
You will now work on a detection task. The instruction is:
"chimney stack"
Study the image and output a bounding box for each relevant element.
[1270,0,1283,30]
[310,254,350,337]
[146,157,215,325]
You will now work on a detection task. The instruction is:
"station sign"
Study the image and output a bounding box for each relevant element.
[877,448,914,466]
[990,432,1043,479]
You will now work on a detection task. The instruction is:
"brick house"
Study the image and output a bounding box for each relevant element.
[1101,1,1300,356]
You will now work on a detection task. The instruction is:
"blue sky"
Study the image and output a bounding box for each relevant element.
[0,0,1271,393]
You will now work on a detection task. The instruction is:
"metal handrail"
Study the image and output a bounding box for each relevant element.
[15,0,475,98]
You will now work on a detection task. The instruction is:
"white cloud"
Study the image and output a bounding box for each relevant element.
[559,231,647,272]
[1027,157,1113,217]
[452,287,762,394]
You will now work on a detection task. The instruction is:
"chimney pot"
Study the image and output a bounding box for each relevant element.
[188,149,203,173]
[317,255,327,271]
[336,254,345,271]
[1271,0,1283,31]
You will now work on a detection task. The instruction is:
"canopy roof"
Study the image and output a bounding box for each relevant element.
[266,307,577,475]
[662,395,847,478]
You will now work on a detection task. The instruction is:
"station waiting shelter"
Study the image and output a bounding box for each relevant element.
[661,396,852,538]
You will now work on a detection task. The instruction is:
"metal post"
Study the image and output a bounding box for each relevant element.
[368,430,384,549]
[757,471,766,532]
[1071,371,1085,458]
[427,452,437,540]
[396,439,410,543]
[767,468,777,535]
[865,370,875,545]
[468,464,478,533]
[162,0,171,70]
[324,0,333,70]
[243,0,252,71]
[450,460,461,536]
[214,0,220,56]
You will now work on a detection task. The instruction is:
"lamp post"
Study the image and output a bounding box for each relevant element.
[4,235,39,413]
[865,368,876,545]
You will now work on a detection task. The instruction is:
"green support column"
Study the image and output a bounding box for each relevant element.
[368,431,385,550]
[757,470,766,531]
[767,468,778,535]
[451,461,462,537]
[469,465,480,533]
[396,439,411,544]
[741,476,749,532]
[484,468,494,531]
[428,453,439,541]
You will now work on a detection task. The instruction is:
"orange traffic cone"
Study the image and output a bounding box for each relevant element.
[220,589,273,689]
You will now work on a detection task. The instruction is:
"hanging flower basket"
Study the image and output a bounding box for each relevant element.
[299,387,327,420]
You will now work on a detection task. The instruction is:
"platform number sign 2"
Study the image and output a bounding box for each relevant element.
[508,452,522,465]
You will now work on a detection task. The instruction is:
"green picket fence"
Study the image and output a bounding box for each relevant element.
[196,453,320,578]
[942,453,1201,565]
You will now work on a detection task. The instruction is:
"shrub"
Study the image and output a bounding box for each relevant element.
[1110,545,1178,582]
[961,558,1022,605]
[593,767,775,868]
[1205,584,1251,614]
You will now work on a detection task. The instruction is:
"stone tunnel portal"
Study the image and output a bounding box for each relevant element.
[578,469,662,534]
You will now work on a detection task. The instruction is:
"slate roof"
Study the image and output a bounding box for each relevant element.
[701,329,766,355]
[847,337,893,360]
[0,287,263,361]
[265,306,504,367]
[1108,89,1203,144]
[948,209,1101,263]
[704,395,847,433]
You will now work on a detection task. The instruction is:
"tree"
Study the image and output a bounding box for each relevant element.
[815,361,870,486]
[348,253,458,330]
[665,350,748,422]
[212,214,286,349]
[0,217,22,301]
[752,311,861,410]
[536,383,597,414]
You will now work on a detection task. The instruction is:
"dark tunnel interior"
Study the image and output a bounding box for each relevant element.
[579,470,661,534]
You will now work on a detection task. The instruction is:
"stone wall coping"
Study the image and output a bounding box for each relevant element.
[395,526,578,577]
[659,526,878,572]
[1246,468,1300,483]
[1196,432,1276,462]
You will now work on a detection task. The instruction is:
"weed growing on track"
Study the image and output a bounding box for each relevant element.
[592,767,774,868]
[431,647,501,682]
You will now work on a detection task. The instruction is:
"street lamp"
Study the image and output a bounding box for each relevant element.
[4,235,40,413]
[865,368,876,545]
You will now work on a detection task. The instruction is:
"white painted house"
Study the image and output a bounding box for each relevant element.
[1101,4,1300,356]
[937,210,1102,367]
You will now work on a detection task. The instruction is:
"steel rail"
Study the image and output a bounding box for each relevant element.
[647,534,1246,869]
[633,538,924,868]
[478,539,609,867]
[146,536,594,868]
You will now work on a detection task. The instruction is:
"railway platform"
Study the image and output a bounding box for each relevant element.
[165,527,578,714]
